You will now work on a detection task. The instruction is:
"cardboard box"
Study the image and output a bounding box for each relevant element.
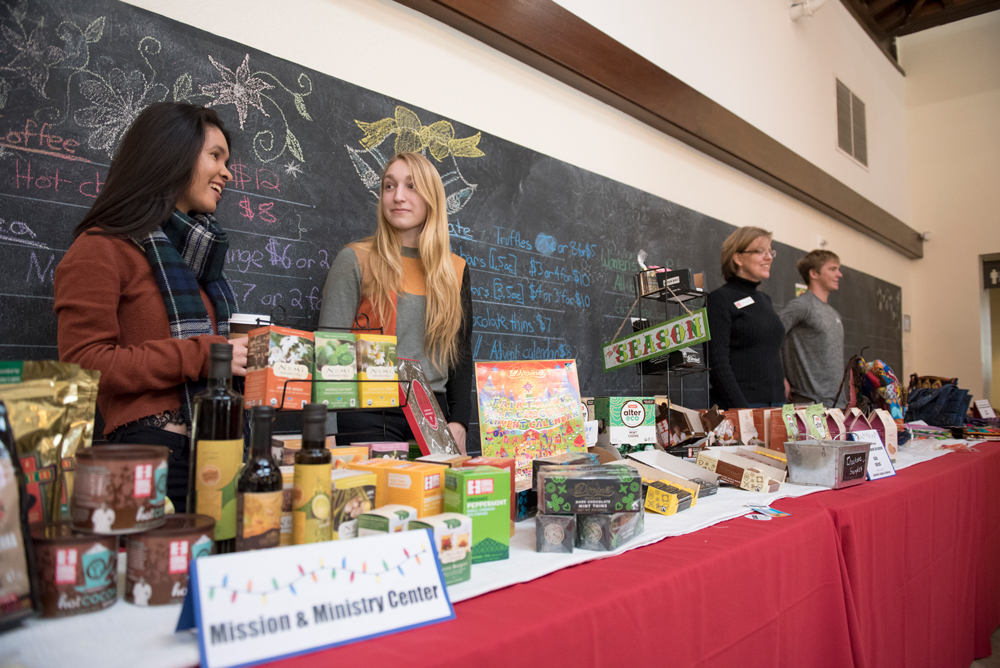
[384,462,448,517]
[279,466,294,546]
[245,325,314,410]
[581,397,596,421]
[532,452,597,490]
[347,459,401,507]
[356,333,398,408]
[644,479,694,516]
[515,479,537,522]
[443,466,510,564]
[737,446,787,465]
[357,505,416,535]
[462,457,515,524]
[714,446,789,473]
[626,450,720,497]
[398,358,461,456]
[618,459,699,508]
[361,442,409,460]
[575,511,644,552]
[312,331,358,409]
[695,450,784,493]
[329,446,370,470]
[274,434,338,466]
[870,409,898,462]
[416,453,472,468]
[536,514,575,553]
[537,465,643,514]
[407,513,472,586]
[329,470,376,539]
[595,397,656,447]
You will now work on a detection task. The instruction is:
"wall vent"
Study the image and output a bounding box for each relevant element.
[836,79,867,167]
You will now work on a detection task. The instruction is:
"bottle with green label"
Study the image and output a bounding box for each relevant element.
[236,406,282,551]
[188,343,244,554]
[292,404,332,544]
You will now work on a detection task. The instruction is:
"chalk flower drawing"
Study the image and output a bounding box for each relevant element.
[347,105,484,214]
[200,53,313,163]
[0,17,66,98]
[201,54,272,130]
[75,66,167,154]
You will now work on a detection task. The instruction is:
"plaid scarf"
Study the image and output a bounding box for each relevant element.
[137,210,238,423]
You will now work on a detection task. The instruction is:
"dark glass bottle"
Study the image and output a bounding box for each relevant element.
[292,404,332,544]
[0,401,39,629]
[236,406,282,551]
[188,343,244,554]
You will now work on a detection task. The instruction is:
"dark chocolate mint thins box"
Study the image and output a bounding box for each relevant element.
[537,465,642,514]
[575,511,644,551]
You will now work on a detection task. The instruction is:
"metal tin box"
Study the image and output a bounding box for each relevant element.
[784,438,872,489]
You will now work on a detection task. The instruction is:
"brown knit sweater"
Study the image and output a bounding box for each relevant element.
[54,231,228,435]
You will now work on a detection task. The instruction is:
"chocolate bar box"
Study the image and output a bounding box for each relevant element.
[532,452,598,490]
[537,465,642,514]
[536,514,575,553]
[643,480,694,516]
[575,511,644,552]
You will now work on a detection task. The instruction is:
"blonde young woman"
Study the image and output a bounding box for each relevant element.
[319,152,472,452]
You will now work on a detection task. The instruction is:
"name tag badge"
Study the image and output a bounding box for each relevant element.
[734,297,754,309]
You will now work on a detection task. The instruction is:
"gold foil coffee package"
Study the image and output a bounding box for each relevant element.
[0,402,39,629]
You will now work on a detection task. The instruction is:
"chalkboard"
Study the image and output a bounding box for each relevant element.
[0,0,902,453]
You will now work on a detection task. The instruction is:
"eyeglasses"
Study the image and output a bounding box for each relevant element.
[739,248,777,259]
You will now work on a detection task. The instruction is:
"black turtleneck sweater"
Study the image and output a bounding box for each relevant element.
[706,276,786,409]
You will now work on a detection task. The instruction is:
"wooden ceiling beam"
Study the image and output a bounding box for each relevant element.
[867,0,901,17]
[393,0,923,258]
[837,0,906,71]
[893,0,1000,34]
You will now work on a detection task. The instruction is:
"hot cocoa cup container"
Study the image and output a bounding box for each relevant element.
[125,514,215,606]
[72,445,168,534]
[30,521,118,618]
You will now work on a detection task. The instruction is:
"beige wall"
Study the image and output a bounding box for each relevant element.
[899,12,1000,400]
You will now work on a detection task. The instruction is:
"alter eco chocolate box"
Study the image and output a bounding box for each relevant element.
[595,397,656,447]
[312,332,358,409]
[443,466,510,564]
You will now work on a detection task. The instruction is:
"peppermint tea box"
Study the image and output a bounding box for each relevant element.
[443,466,510,564]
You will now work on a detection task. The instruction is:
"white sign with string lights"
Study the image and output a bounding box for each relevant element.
[176,530,454,668]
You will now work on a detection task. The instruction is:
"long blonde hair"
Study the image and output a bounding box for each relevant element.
[361,152,463,371]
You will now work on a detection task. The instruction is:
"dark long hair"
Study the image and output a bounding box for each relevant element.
[73,102,232,239]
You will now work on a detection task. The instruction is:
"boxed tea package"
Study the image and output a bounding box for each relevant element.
[330,446,370,470]
[695,450,784,493]
[357,504,417,536]
[275,434,337,466]
[384,462,448,517]
[367,442,410,460]
[356,334,398,408]
[575,511,644,552]
[347,459,401,507]
[407,513,472,586]
[312,332,358,409]
[330,470,376,539]
[532,452,597,490]
[595,397,656,449]
[537,465,643,514]
[535,514,575,553]
[462,457,516,523]
[644,480,694,516]
[417,453,472,468]
[244,325,314,410]
[398,358,461,456]
[443,466,510,564]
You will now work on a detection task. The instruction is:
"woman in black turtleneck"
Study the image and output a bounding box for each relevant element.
[706,226,786,409]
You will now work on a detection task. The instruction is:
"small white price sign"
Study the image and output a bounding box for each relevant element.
[176,530,454,668]
[851,429,896,481]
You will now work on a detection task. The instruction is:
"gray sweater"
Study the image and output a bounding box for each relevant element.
[779,292,845,408]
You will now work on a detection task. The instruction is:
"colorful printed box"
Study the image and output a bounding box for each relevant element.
[531,452,596,490]
[399,358,461,456]
[384,462,448,518]
[594,397,656,448]
[347,459,401,507]
[695,450,784,493]
[356,333,398,408]
[644,480,694,516]
[357,504,416,536]
[407,513,472,586]
[244,325,314,410]
[312,332,358,409]
[416,453,472,468]
[575,511,644,552]
[330,470,376,539]
[330,446,370,470]
[463,457,516,524]
[537,465,643,514]
[274,434,338,466]
[443,466,510,564]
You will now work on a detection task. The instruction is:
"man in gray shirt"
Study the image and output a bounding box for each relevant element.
[780,250,845,407]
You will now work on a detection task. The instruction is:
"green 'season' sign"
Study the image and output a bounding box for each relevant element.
[602,308,711,372]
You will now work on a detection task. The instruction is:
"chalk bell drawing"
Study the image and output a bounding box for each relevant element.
[346,105,484,215]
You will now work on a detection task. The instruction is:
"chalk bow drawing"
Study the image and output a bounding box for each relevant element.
[199,53,313,164]
[346,105,483,215]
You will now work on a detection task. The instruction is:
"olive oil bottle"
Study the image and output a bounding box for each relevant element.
[292,404,332,544]
[188,343,244,554]
[236,406,282,551]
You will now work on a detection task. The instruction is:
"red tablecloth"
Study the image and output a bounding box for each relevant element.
[265,443,1000,668]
